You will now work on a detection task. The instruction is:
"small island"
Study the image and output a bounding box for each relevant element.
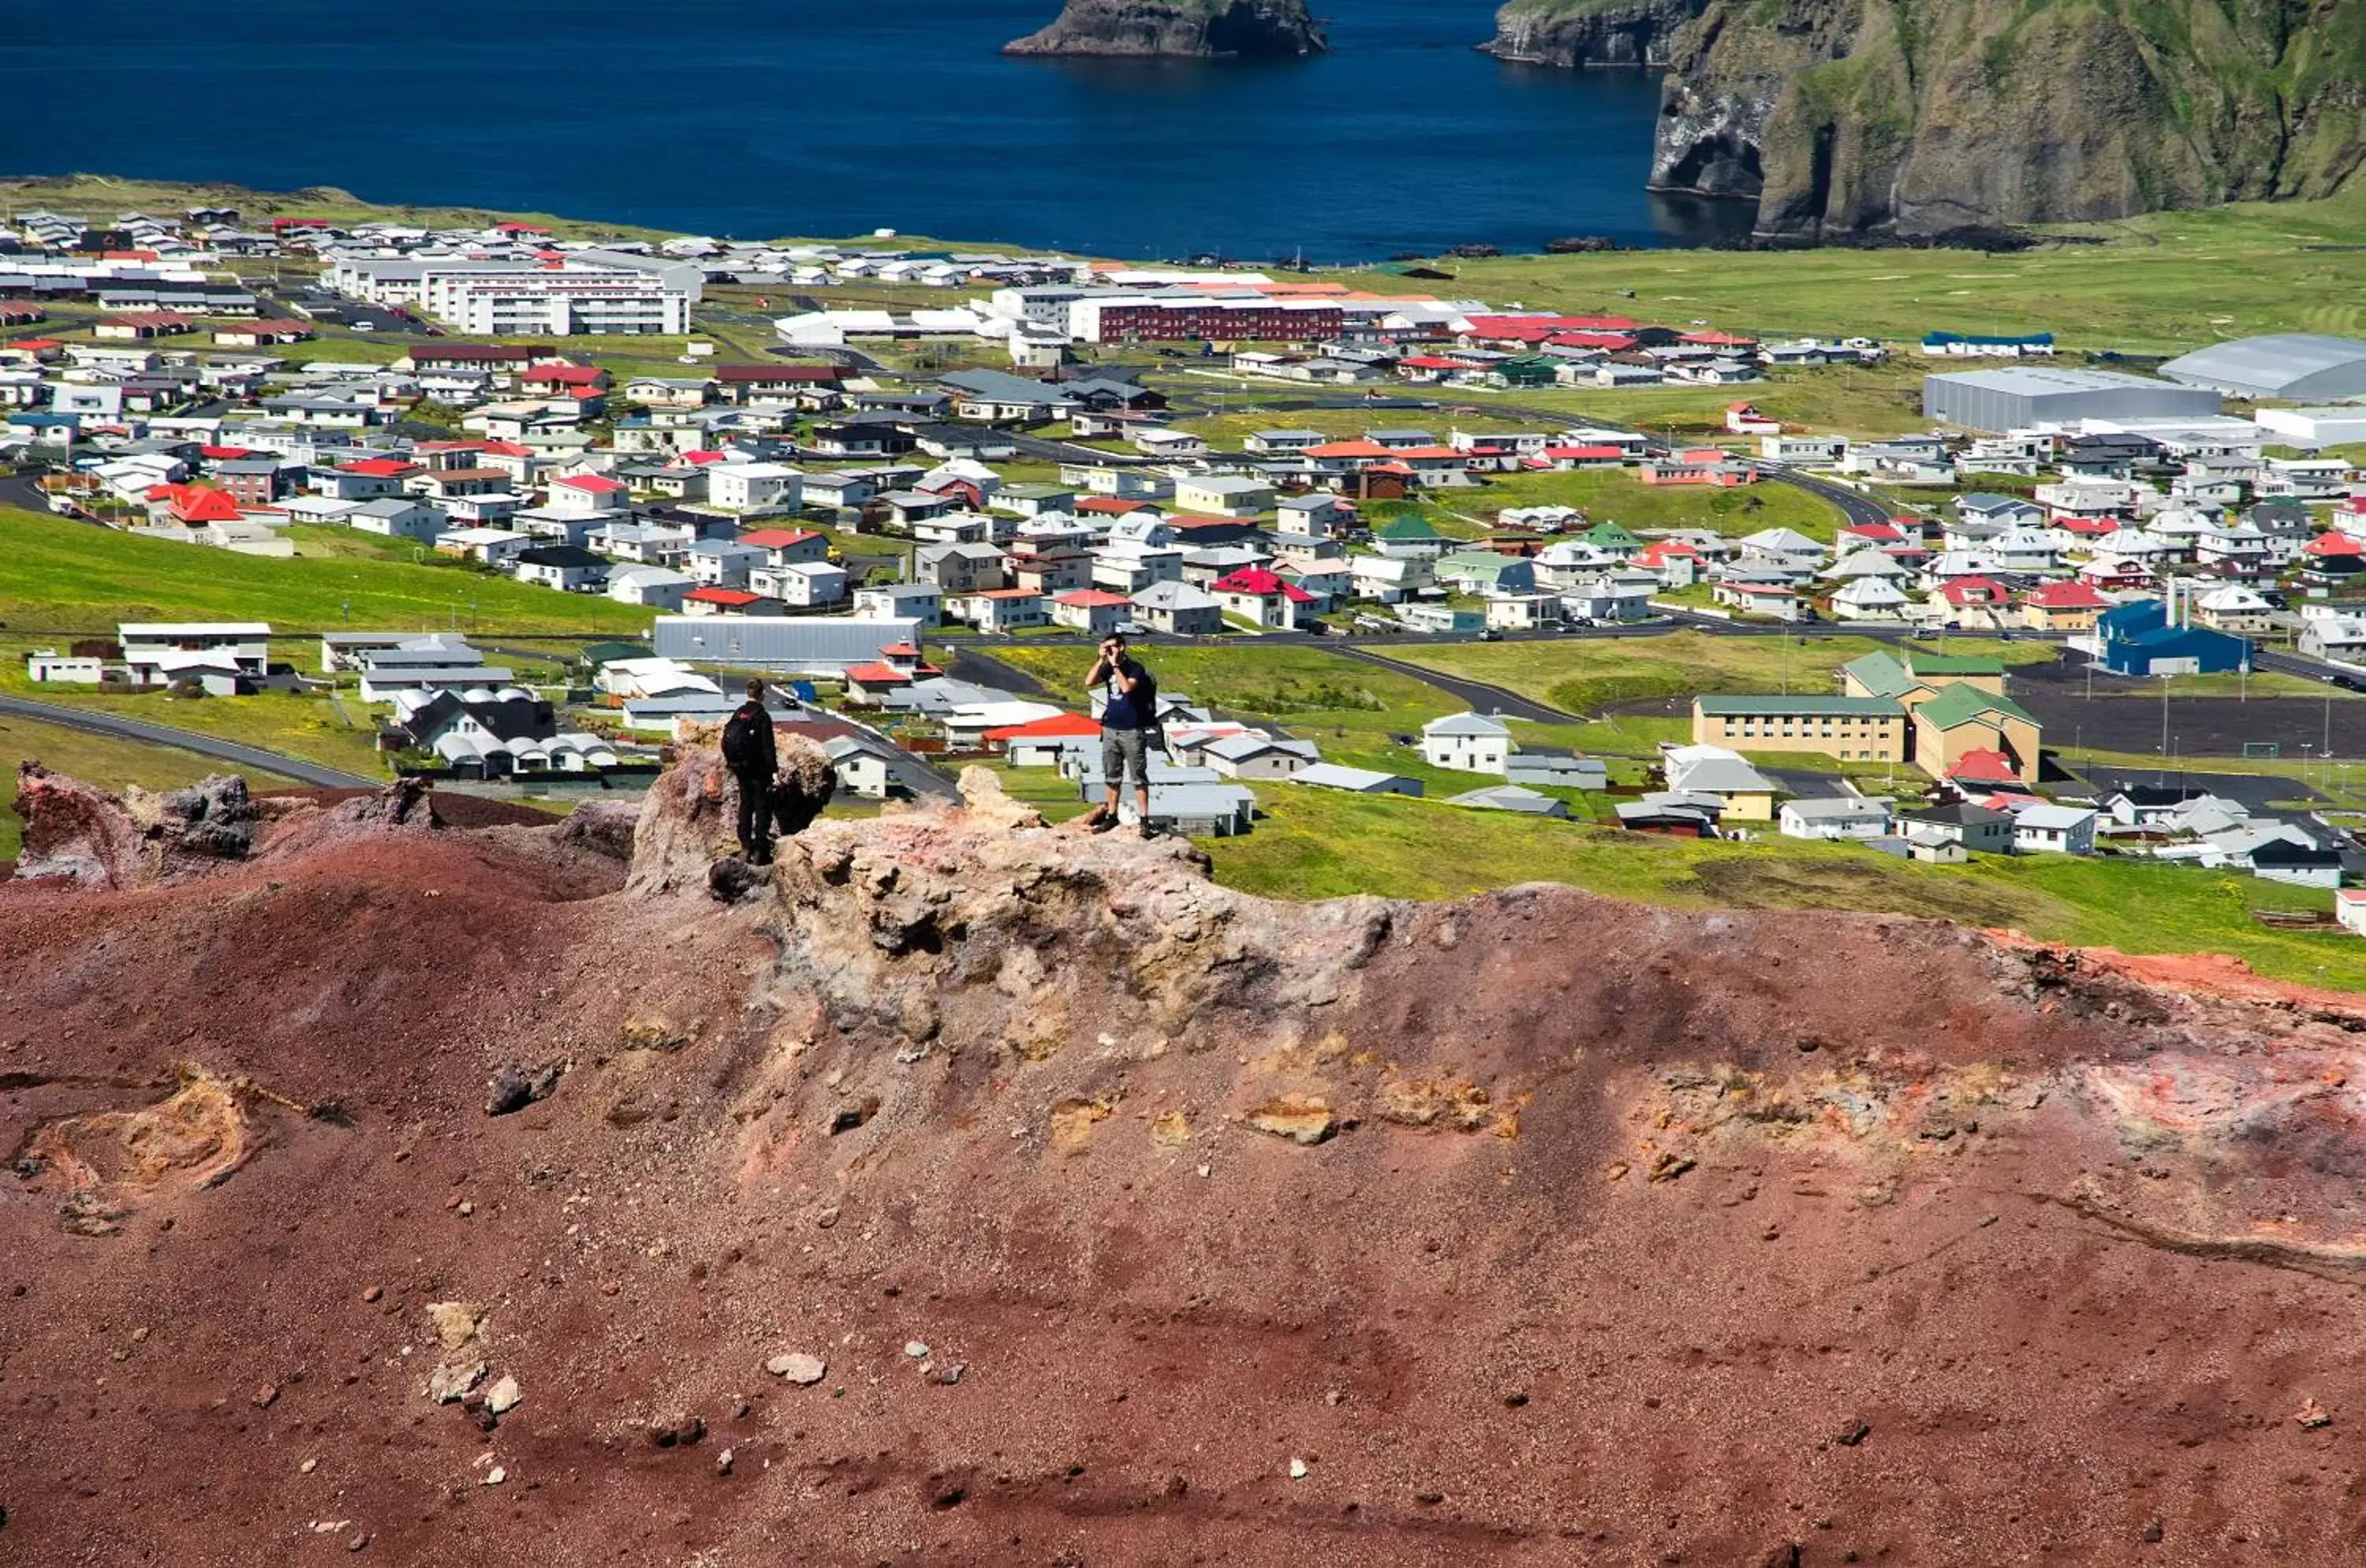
[1004,0,1327,59]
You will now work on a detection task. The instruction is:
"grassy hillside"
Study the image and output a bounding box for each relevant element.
[1204,784,2366,990]
[0,507,655,637]
[1334,182,2366,353]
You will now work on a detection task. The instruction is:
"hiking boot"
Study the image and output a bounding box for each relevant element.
[1081,808,1117,834]
[1137,822,1158,840]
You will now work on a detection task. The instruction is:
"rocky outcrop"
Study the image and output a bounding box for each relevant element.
[11,763,258,888]
[1485,0,1705,69]
[1648,0,2366,239]
[1004,0,1326,59]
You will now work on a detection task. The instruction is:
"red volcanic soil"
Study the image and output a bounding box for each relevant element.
[5,760,2366,1566]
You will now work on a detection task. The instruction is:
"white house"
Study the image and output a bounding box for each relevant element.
[2013,803,2098,856]
[707,461,803,514]
[1778,796,1895,840]
[750,561,849,608]
[1170,475,1275,518]
[607,565,694,612]
[1420,711,1513,774]
[118,622,271,686]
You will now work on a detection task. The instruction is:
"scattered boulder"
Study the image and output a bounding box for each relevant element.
[485,1062,564,1117]
[426,1302,485,1350]
[1834,1417,1872,1447]
[2297,1397,2332,1429]
[1247,1096,1338,1146]
[647,1412,707,1448]
[426,1360,486,1405]
[707,856,772,904]
[484,1375,521,1416]
[765,1353,827,1385]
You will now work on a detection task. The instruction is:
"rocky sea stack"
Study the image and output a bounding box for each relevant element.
[1646,0,2366,240]
[1484,0,1704,69]
[1005,0,1327,59]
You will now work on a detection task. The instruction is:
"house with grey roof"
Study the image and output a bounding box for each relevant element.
[1420,711,1513,774]
[1292,763,1423,797]
[1449,783,1569,817]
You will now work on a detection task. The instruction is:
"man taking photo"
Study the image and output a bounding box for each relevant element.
[1082,633,1156,838]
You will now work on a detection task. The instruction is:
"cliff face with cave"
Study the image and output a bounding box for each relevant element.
[9,752,2366,1563]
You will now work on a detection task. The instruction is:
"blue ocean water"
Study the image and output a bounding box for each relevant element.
[2,0,1749,260]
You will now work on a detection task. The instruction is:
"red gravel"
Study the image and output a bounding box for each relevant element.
[4,787,2366,1566]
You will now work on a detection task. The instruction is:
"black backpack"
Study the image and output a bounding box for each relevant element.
[720,706,763,771]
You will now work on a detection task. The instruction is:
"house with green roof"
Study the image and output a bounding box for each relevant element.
[1910,683,2041,785]
[1433,550,1535,594]
[1841,647,2009,707]
[1371,513,1450,560]
[1580,520,1643,559]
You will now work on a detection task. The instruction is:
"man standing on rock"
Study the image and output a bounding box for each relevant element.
[719,678,778,864]
[1082,633,1156,838]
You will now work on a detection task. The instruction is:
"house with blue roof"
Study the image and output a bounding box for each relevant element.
[2096,598,2252,677]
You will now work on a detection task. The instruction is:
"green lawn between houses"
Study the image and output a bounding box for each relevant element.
[1196,784,2366,991]
[0,507,656,636]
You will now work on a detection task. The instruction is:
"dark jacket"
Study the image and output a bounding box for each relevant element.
[725,700,777,777]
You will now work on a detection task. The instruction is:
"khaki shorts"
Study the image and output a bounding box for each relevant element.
[1102,726,1150,788]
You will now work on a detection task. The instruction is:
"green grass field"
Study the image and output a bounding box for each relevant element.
[0,713,300,860]
[1445,467,1845,538]
[1200,785,2366,990]
[1386,630,2050,717]
[1325,184,2366,354]
[0,507,655,636]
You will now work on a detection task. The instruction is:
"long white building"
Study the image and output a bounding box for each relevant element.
[330,251,701,335]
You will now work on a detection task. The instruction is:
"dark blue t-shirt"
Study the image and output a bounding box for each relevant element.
[1100,659,1150,730]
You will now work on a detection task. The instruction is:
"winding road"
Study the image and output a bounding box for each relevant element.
[0,695,378,789]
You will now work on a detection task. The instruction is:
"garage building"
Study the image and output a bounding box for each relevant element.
[2159,334,2366,401]
[1924,368,2222,433]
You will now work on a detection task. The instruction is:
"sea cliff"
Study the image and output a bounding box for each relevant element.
[1647,0,2366,240]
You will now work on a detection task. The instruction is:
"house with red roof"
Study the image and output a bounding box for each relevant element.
[2021,580,2109,633]
[947,586,1048,633]
[738,527,829,567]
[546,472,630,517]
[144,483,245,527]
[313,456,423,502]
[522,360,610,398]
[1051,588,1133,637]
[983,710,1103,766]
[681,585,776,618]
[1642,449,1756,487]
[1725,402,1782,436]
[1304,439,1396,470]
[1533,443,1629,471]
[1632,539,1705,587]
[1935,575,2015,629]
[1210,566,1317,629]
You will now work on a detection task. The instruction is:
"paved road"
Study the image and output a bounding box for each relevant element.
[1327,646,1578,723]
[0,695,378,789]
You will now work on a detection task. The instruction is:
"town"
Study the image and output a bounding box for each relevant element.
[7,192,2366,976]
